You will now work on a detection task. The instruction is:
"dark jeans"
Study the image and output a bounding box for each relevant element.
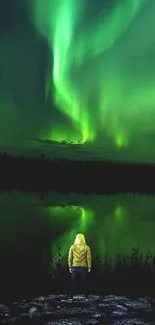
[70,266,88,296]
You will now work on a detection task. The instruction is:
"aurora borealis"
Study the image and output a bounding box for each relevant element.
[1,0,155,161]
[1,191,155,262]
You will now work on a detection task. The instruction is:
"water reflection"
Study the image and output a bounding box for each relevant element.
[0,191,155,264]
[46,206,94,259]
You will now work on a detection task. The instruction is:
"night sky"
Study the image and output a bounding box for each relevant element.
[0,0,155,162]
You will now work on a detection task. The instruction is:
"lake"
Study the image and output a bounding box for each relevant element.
[0,191,155,266]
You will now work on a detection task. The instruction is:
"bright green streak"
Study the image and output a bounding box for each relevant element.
[49,123,85,144]
[47,206,94,261]
[73,0,146,64]
[51,0,95,144]
[32,0,155,148]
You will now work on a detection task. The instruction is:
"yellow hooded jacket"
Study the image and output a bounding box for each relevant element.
[68,234,92,269]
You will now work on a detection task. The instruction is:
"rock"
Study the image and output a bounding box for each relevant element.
[0,304,11,316]
[92,312,102,317]
[113,319,152,325]
[85,321,98,325]
[124,299,151,310]
[28,306,38,314]
[0,294,155,324]
[47,320,82,325]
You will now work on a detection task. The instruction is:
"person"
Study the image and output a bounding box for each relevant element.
[68,233,91,299]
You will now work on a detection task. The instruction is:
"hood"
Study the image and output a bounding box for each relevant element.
[74,233,86,245]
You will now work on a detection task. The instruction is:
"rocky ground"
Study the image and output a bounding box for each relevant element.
[0,294,155,324]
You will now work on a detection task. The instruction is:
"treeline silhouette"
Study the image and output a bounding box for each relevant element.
[0,153,155,194]
[1,244,155,303]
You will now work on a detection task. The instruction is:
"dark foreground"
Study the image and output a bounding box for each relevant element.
[1,294,155,325]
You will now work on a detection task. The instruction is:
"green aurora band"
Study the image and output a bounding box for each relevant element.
[32,0,155,147]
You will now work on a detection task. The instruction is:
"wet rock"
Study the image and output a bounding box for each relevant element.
[0,294,155,324]
[124,299,151,310]
[92,312,102,317]
[17,302,30,308]
[85,321,98,325]
[47,320,82,325]
[113,319,153,325]
[28,306,38,314]
[0,304,11,316]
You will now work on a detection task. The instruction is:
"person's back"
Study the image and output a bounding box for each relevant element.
[68,233,91,268]
[68,234,92,299]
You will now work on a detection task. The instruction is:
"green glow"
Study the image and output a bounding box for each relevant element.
[1,193,155,264]
[116,134,128,148]
[113,206,128,225]
[47,205,94,260]
[97,205,130,259]
[2,0,155,160]
[31,0,155,148]
[49,124,86,144]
